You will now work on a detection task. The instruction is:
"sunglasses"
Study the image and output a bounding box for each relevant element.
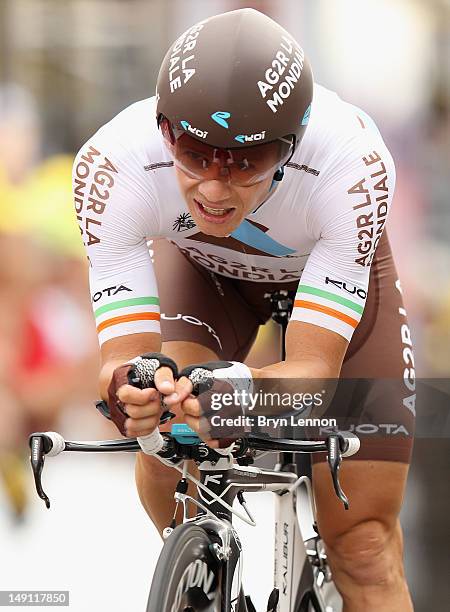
[159,117,294,187]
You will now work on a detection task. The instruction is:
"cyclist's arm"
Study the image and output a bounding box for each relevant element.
[253,322,347,381]
[99,333,161,399]
[256,137,396,382]
[72,136,162,398]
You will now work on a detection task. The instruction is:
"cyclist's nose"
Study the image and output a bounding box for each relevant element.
[197,176,232,202]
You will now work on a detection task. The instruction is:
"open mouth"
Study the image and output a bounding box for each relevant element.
[194,198,236,223]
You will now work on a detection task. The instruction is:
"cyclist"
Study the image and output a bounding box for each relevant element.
[73,9,414,611]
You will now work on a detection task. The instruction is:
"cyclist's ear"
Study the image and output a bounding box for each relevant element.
[158,115,175,144]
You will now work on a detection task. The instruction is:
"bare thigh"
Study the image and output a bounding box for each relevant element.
[312,459,409,545]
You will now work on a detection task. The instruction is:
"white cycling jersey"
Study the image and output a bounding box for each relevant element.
[73,83,395,346]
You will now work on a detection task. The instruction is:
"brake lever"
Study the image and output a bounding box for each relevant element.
[29,435,51,509]
[326,435,349,510]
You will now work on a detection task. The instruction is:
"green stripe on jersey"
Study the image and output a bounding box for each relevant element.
[94,296,160,318]
[297,285,364,314]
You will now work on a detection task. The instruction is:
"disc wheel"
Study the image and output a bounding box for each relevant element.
[146,523,222,612]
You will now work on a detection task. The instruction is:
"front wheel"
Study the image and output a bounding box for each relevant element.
[147,523,223,611]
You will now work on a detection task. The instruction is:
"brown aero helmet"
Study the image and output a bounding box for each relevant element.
[156,8,313,153]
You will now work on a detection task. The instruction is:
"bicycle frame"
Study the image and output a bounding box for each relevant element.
[175,454,340,612]
[29,430,355,611]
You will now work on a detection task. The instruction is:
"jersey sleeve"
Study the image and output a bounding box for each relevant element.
[291,137,396,341]
[72,136,161,346]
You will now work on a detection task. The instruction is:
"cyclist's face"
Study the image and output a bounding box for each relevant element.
[175,166,274,237]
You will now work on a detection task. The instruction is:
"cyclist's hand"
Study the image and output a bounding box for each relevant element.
[107,353,178,437]
[162,375,211,442]
[181,394,219,446]
[164,361,253,446]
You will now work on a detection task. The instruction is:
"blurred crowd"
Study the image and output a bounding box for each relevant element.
[0,0,449,528]
[0,83,102,521]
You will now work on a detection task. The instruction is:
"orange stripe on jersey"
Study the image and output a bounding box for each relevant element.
[97,312,160,333]
[294,300,359,329]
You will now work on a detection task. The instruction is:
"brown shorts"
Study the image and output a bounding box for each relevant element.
[153,233,415,464]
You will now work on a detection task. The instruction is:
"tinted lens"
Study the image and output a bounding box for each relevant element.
[161,120,293,186]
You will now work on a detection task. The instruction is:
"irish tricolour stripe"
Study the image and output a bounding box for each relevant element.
[292,284,364,341]
[95,296,160,344]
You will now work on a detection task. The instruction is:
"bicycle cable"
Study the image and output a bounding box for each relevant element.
[156,453,257,526]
